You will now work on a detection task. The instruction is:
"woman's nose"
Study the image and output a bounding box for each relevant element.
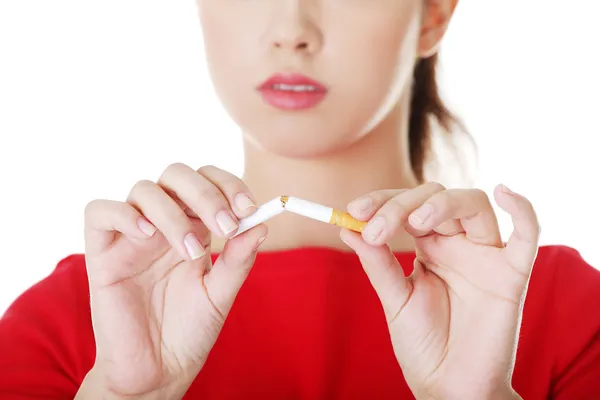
[266,2,322,56]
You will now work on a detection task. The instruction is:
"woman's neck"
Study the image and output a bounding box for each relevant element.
[232,97,419,253]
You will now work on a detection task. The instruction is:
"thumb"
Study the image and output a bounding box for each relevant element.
[204,224,268,316]
[493,184,540,277]
[340,229,413,323]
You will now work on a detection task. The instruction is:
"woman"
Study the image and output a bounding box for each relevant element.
[1,0,599,399]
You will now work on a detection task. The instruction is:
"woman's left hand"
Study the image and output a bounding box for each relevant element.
[341,182,539,400]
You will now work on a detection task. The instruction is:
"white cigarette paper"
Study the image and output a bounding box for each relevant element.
[231,197,285,237]
[283,196,333,223]
[232,196,366,238]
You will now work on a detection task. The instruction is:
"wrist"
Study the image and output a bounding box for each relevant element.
[495,387,522,400]
[76,366,193,400]
[414,385,521,400]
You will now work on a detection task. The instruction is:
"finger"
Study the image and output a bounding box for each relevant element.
[340,228,412,323]
[84,199,157,255]
[353,182,446,245]
[347,189,409,220]
[407,188,503,247]
[494,184,540,275]
[432,219,465,236]
[127,180,207,261]
[204,223,268,316]
[347,184,462,238]
[197,165,257,218]
[157,163,239,238]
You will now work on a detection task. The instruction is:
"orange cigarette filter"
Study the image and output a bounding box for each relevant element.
[329,209,367,232]
[282,196,367,233]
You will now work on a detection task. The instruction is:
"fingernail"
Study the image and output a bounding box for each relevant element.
[350,196,372,212]
[409,204,433,226]
[184,233,205,260]
[363,217,385,241]
[216,210,238,235]
[501,184,516,195]
[257,236,266,247]
[341,237,354,249]
[235,193,255,211]
[137,217,156,237]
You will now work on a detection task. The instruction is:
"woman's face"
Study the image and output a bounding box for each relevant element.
[196,0,453,158]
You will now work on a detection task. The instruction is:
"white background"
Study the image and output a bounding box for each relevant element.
[0,0,599,315]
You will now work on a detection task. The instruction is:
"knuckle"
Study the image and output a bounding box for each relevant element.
[471,188,487,198]
[388,197,411,219]
[117,202,137,220]
[426,181,446,192]
[160,162,189,181]
[84,199,104,218]
[166,162,189,173]
[430,192,452,213]
[369,189,399,204]
[171,210,194,231]
[158,202,192,233]
[224,179,249,196]
[198,165,247,194]
[358,191,380,206]
[131,179,155,194]
[197,164,219,174]
[471,188,492,206]
[190,184,226,210]
[85,200,137,228]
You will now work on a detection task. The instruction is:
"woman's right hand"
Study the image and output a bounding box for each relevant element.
[77,163,266,399]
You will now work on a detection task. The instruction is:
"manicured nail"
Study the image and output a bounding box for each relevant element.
[409,204,433,227]
[350,196,372,212]
[363,217,386,241]
[137,217,157,237]
[184,233,205,260]
[501,184,516,195]
[216,210,238,235]
[235,193,255,212]
[257,236,266,247]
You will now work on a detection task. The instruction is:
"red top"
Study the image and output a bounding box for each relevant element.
[1,245,599,399]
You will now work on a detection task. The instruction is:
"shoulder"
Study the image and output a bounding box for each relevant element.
[2,254,90,323]
[2,253,89,321]
[0,254,94,395]
[521,245,600,397]
[530,245,599,300]
[534,244,597,275]
[528,244,599,325]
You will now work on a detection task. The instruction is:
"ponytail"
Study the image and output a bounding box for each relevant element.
[408,53,470,183]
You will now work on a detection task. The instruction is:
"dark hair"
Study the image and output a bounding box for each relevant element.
[409,53,470,183]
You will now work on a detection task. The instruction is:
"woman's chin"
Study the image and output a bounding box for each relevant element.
[242,130,355,160]
[238,112,369,159]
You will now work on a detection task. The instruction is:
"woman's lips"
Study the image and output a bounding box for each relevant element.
[257,73,328,110]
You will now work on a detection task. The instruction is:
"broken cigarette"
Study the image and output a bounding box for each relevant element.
[231,195,367,238]
[282,196,367,232]
[232,197,285,238]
